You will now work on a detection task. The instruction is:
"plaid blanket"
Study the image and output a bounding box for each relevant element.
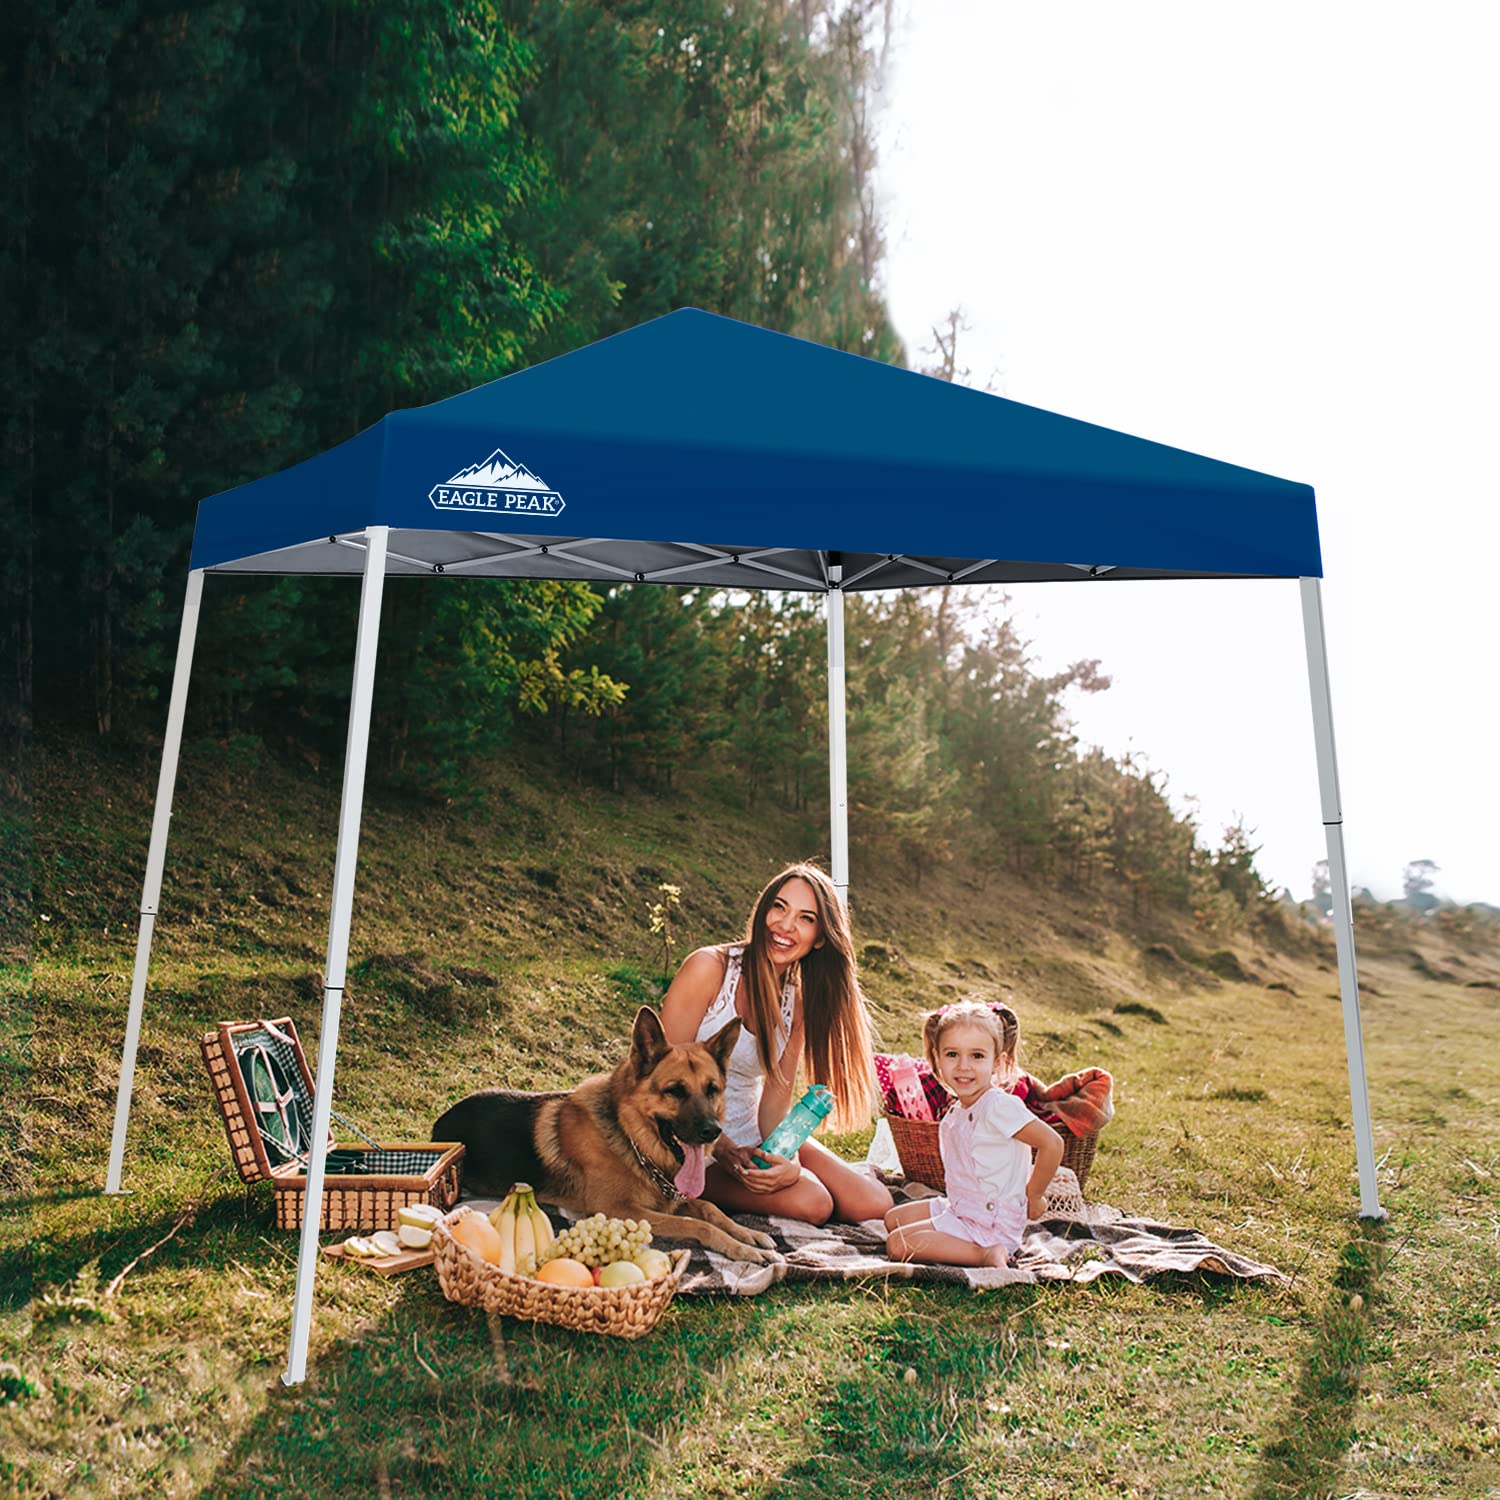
[463,1170,1283,1295]
[1017,1067,1115,1137]
[669,1176,1284,1293]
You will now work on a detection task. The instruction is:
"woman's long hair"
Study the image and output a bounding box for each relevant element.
[730,862,878,1132]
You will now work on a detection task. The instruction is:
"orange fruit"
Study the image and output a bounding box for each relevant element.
[534,1257,594,1288]
[449,1210,504,1265]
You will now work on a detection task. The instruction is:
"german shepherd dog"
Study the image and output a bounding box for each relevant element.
[432,1007,781,1264]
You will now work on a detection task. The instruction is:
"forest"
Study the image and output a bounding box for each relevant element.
[8,0,1306,932]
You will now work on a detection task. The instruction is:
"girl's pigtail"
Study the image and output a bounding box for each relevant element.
[920,1007,950,1078]
[989,1000,1021,1085]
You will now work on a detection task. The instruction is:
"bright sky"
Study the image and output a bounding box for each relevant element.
[875,1,1499,904]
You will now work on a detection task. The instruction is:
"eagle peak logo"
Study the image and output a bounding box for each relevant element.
[428,448,566,516]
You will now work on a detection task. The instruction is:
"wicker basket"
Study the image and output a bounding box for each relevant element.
[433,1209,691,1340]
[886,1112,1100,1194]
[201,1017,464,1232]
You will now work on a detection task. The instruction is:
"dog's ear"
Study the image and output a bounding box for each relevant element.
[629,1006,671,1077]
[703,1015,742,1075]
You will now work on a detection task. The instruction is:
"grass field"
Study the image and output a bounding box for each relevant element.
[4,741,1499,1497]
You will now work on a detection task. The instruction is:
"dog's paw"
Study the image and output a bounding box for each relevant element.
[747,1229,777,1251]
[732,1244,787,1267]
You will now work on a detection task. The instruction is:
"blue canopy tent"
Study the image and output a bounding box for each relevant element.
[106,308,1379,1384]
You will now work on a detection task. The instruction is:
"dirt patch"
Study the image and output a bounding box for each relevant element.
[350,951,472,1025]
[358,950,433,980]
[1055,919,1110,954]
[448,965,499,988]
[1002,953,1120,1013]
[1198,949,1254,983]
[1406,949,1461,983]
[1142,943,1219,988]
[860,942,910,974]
[1114,1000,1168,1025]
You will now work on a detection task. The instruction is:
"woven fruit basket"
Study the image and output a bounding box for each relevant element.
[885,1113,1099,1194]
[432,1209,691,1340]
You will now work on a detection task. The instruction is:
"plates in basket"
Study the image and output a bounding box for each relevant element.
[322,1241,435,1277]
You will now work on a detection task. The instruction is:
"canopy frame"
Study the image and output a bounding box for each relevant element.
[101,310,1378,1389]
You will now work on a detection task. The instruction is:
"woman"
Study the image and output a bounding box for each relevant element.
[659,863,894,1225]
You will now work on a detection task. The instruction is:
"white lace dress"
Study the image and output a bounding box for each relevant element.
[694,945,797,1147]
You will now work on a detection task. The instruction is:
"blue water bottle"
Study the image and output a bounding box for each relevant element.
[754,1085,835,1166]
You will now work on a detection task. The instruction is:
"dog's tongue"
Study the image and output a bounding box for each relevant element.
[674,1143,707,1199]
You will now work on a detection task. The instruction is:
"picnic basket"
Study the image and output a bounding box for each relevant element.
[885,1112,1100,1194]
[200,1016,464,1232]
[433,1208,691,1340]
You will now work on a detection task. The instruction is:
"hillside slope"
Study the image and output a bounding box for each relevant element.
[25,730,1496,1193]
[7,738,1500,1497]
[25,735,1330,1144]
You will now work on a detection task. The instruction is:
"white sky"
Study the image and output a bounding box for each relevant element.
[875,1,1499,904]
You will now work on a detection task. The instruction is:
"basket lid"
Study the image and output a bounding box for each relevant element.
[213,1017,318,1179]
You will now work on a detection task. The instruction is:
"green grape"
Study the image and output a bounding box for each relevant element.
[543,1213,654,1268]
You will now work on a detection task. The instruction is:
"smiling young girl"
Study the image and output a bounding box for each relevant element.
[884,1000,1063,1266]
[659,863,893,1225]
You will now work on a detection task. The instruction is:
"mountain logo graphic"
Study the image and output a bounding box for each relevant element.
[428,447,566,516]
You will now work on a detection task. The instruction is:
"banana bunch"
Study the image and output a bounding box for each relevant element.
[488,1182,555,1276]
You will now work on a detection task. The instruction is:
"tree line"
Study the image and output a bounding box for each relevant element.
[6,0,899,748]
[543,582,1272,923]
[6,0,1272,927]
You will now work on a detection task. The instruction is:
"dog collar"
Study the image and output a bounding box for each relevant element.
[629,1133,686,1205]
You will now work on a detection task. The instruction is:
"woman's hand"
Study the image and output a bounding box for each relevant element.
[714,1141,803,1193]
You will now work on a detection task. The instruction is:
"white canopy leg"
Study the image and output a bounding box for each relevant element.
[283,526,389,1386]
[825,563,849,904]
[1300,577,1384,1219]
[106,569,205,1194]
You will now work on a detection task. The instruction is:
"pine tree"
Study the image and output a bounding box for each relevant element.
[497,0,903,355]
[13,0,582,760]
[558,585,726,791]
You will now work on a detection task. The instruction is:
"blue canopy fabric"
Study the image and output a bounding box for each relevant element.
[189,309,1319,589]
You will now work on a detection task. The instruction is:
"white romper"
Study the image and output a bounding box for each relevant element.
[694,945,797,1148]
[928,1084,1035,1253]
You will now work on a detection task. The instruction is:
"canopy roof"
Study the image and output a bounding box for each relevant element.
[190,309,1319,590]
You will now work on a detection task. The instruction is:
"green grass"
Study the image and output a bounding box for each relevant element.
[4,740,1500,1496]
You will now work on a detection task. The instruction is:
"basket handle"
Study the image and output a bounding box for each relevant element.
[255,1018,384,1154]
[241,1041,308,1167]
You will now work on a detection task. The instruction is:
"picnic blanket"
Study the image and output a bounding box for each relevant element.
[668,1172,1286,1294]
[463,1168,1284,1295]
[873,1054,1115,1137]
